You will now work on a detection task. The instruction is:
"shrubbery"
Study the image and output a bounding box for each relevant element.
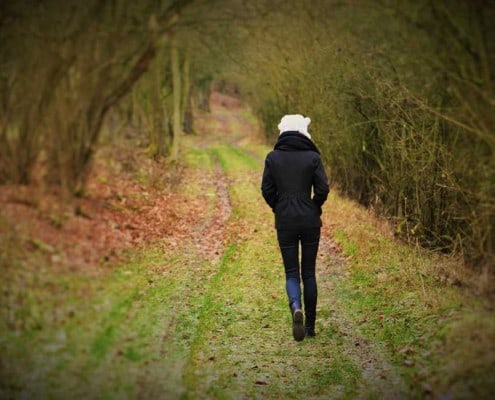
[232,1,494,266]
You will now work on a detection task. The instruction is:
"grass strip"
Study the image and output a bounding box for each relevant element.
[324,192,495,398]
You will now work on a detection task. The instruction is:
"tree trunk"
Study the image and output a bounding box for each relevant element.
[181,52,192,133]
[170,38,182,161]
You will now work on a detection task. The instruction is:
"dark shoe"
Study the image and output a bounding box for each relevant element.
[305,326,316,337]
[292,309,305,341]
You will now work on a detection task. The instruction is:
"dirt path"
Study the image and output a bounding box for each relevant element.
[177,102,408,399]
[202,98,408,398]
[3,92,494,399]
[1,96,409,400]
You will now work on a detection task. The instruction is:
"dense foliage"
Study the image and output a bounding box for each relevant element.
[228,1,494,266]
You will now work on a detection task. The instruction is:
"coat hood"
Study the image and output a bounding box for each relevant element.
[274,131,320,154]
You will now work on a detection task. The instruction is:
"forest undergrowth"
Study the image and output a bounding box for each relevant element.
[1,93,494,399]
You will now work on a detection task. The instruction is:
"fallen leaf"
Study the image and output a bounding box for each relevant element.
[399,346,415,355]
[421,382,433,394]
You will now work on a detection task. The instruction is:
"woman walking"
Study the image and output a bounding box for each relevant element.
[261,114,329,341]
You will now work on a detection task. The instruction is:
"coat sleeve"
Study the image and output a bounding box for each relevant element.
[261,155,278,210]
[312,156,329,208]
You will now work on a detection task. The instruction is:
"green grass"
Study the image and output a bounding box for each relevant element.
[2,107,494,399]
[179,143,364,400]
[325,193,495,399]
[1,245,209,398]
[333,228,358,257]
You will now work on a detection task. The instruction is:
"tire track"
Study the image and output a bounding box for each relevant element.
[191,155,232,265]
[318,235,408,399]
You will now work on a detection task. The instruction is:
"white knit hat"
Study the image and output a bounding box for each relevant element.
[278,114,311,139]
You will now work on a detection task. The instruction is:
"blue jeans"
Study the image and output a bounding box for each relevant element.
[277,228,320,327]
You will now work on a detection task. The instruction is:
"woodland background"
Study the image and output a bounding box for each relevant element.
[1,0,494,267]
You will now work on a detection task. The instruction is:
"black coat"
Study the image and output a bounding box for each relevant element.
[261,131,330,230]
